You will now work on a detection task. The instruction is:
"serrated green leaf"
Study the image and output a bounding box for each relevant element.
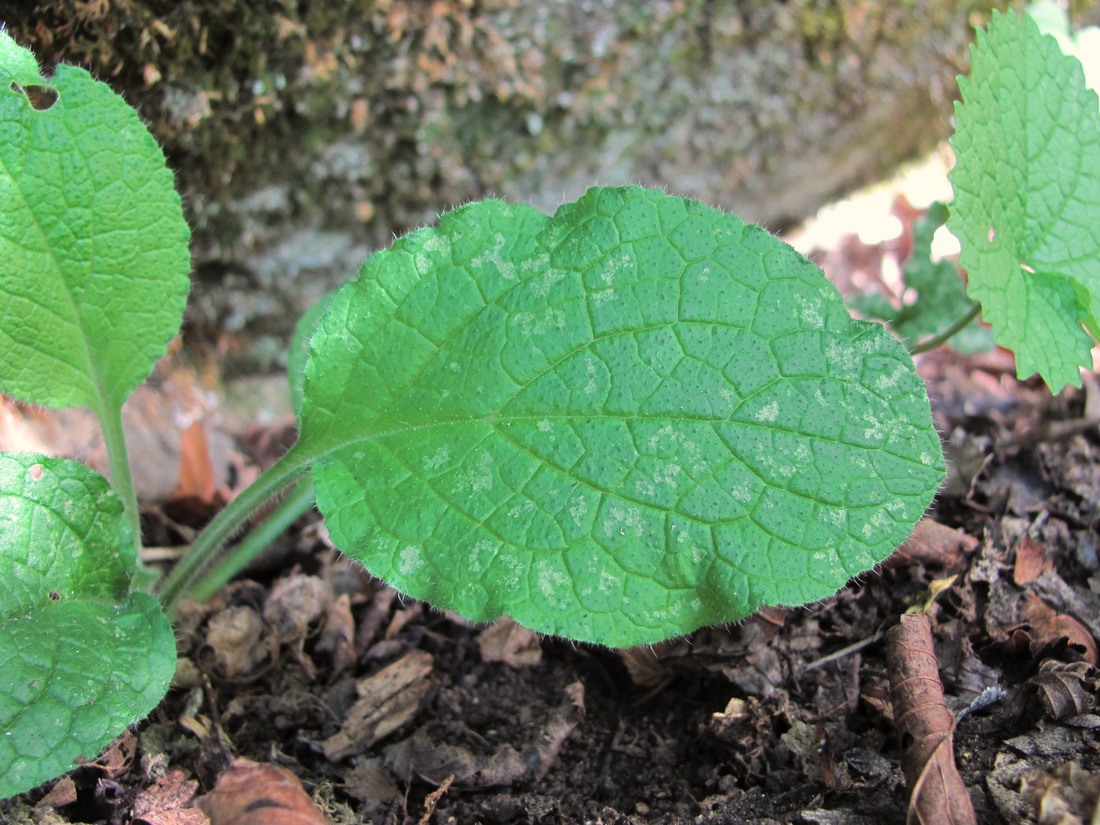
[0,32,190,414]
[298,186,943,647]
[0,453,175,798]
[949,11,1100,391]
[1027,1,1100,93]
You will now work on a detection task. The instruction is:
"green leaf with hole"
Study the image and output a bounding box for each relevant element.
[949,10,1100,392]
[297,186,943,646]
[0,30,190,415]
[0,453,175,798]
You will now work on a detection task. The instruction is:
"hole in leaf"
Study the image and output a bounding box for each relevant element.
[10,82,59,110]
[1020,262,1036,274]
[987,226,997,244]
[28,463,44,481]
[48,590,61,602]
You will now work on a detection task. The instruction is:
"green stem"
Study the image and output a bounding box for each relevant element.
[908,302,982,355]
[158,444,310,615]
[97,400,145,563]
[187,476,316,603]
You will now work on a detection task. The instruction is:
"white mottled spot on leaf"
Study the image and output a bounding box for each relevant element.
[471,233,516,280]
[424,446,450,472]
[755,401,779,423]
[569,496,589,527]
[398,546,424,575]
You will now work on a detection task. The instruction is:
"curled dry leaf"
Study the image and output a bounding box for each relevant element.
[618,642,677,688]
[262,574,333,642]
[197,758,326,825]
[1029,660,1098,720]
[203,606,267,678]
[1023,594,1099,666]
[886,612,977,825]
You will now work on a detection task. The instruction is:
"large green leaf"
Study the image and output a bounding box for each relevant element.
[0,453,175,798]
[949,11,1100,391]
[0,31,190,413]
[300,186,944,646]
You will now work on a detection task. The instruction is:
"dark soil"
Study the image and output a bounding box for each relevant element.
[4,343,1100,825]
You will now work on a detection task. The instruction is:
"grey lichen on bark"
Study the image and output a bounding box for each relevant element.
[3,0,1007,370]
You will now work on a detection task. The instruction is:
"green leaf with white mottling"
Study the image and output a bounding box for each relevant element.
[297,186,944,646]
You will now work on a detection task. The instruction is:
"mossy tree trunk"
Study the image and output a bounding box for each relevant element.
[4,1,1016,369]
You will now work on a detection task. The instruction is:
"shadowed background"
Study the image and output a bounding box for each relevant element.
[1,0,1039,369]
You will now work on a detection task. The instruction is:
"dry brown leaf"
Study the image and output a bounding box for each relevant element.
[197,758,326,825]
[171,421,222,509]
[886,612,977,825]
[1013,536,1055,586]
[341,758,400,809]
[1030,570,1100,645]
[130,770,208,825]
[36,776,77,809]
[1023,594,1099,666]
[889,518,980,572]
[476,617,542,668]
[323,649,434,760]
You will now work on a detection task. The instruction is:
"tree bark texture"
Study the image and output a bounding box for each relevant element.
[4,1,1014,369]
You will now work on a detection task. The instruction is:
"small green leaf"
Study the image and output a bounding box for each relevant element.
[0,32,190,414]
[851,203,991,353]
[0,453,175,798]
[300,186,944,646]
[949,11,1100,391]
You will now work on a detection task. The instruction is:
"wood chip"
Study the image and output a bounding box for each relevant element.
[322,649,434,760]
